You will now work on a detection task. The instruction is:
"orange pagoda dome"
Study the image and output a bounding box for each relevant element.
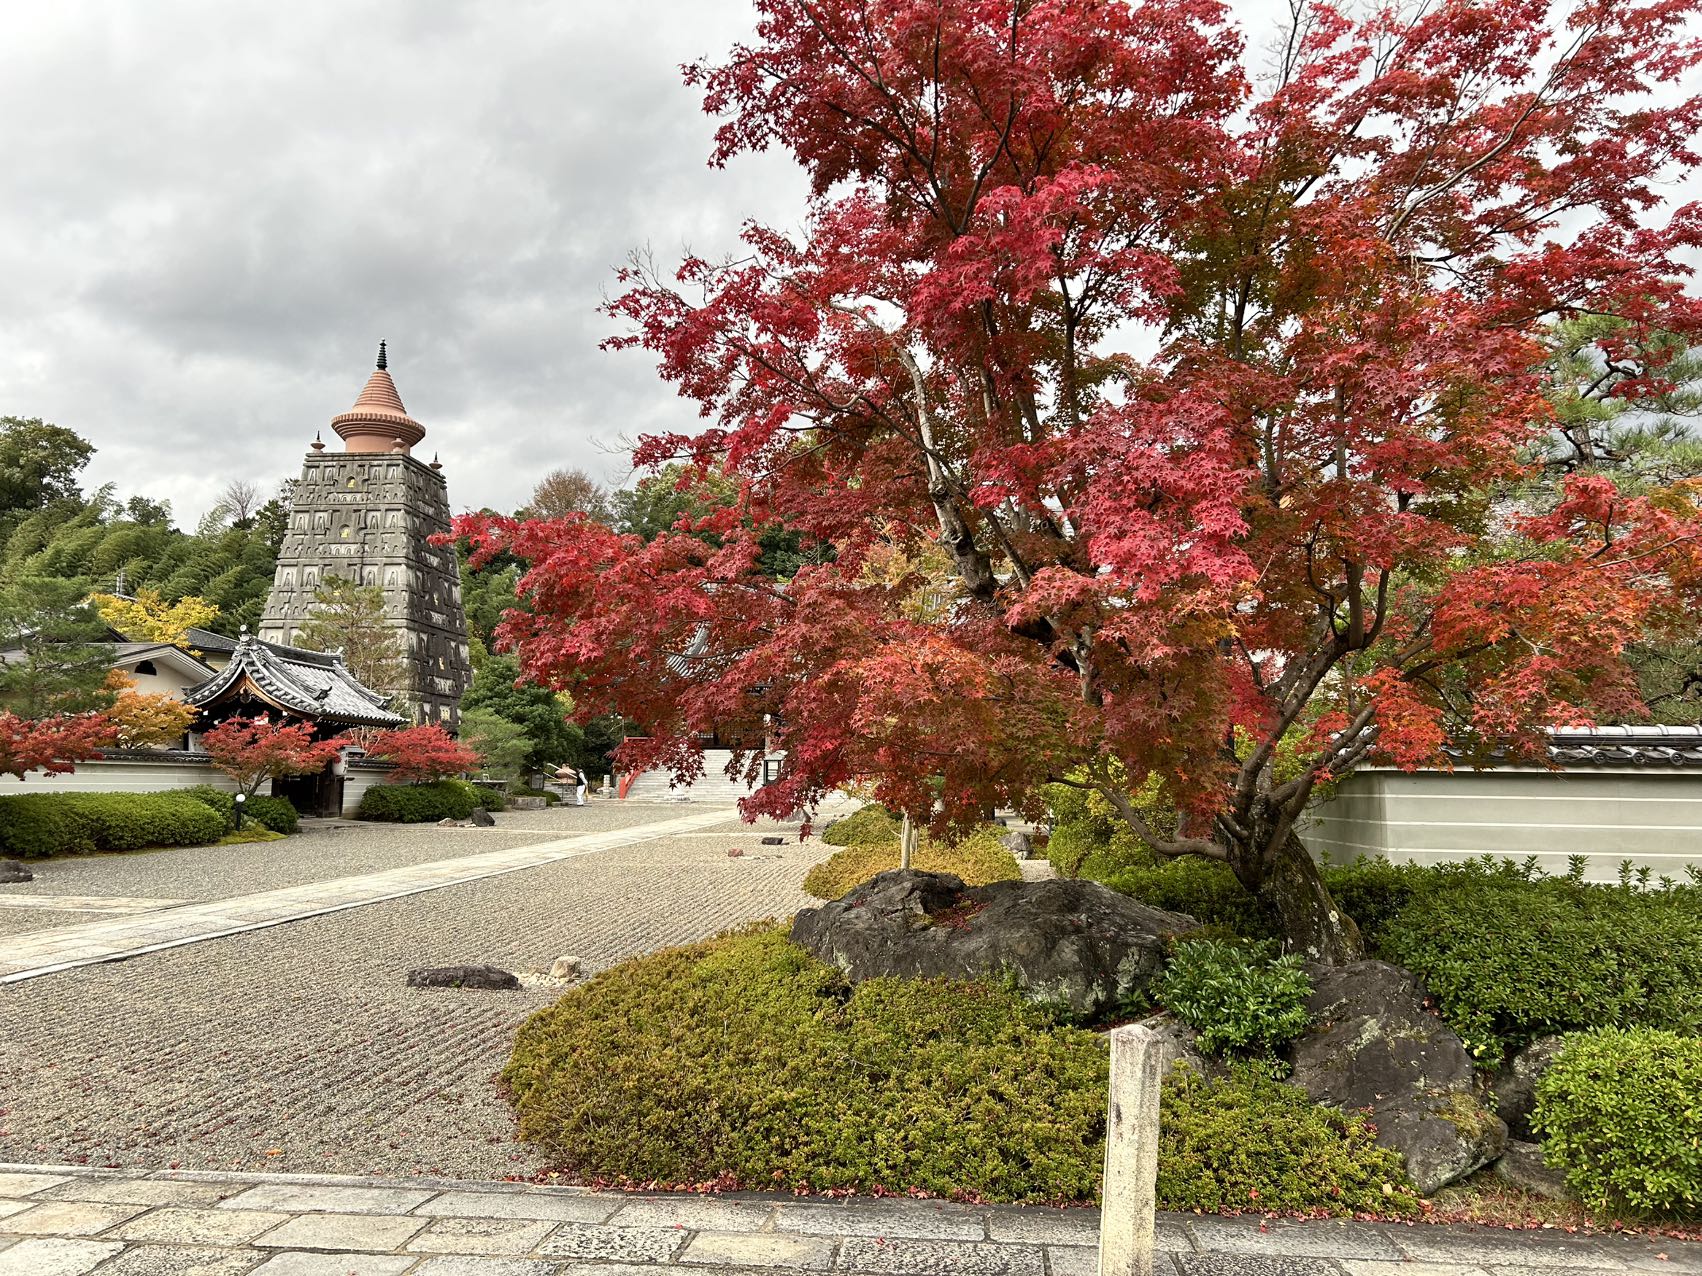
[330,341,426,454]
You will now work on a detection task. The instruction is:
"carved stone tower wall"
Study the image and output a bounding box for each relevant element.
[258,346,472,727]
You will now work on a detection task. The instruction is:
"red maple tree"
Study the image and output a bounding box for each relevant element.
[202,716,342,800]
[0,711,116,781]
[364,724,479,785]
[458,0,1702,960]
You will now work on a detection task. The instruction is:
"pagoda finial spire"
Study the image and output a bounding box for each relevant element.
[376,339,388,371]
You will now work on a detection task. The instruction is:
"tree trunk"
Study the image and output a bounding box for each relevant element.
[1231,816,1363,965]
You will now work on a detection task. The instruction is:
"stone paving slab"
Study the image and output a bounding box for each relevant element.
[0,808,737,983]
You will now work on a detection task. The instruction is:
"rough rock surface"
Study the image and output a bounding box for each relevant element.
[469,808,496,827]
[789,869,1196,1019]
[1139,1012,1214,1077]
[1493,1035,1567,1141]
[406,964,519,990]
[1001,830,1034,860]
[1287,960,1506,1195]
[549,955,582,981]
[0,859,33,883]
[1493,1138,1576,1201]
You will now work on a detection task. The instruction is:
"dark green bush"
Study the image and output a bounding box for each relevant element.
[506,926,1109,1202]
[357,780,482,823]
[1158,1066,1418,1215]
[1102,857,1278,938]
[803,825,1022,899]
[243,795,299,834]
[0,791,226,858]
[820,803,900,847]
[1378,862,1702,1061]
[468,783,508,811]
[1533,1029,1702,1216]
[180,785,236,828]
[1157,939,1313,1059]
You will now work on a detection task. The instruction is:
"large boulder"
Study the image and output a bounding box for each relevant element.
[1492,1035,1567,1142]
[407,965,519,990]
[789,870,1196,1020]
[1286,960,1506,1195]
[0,859,33,883]
[1493,1138,1576,1201]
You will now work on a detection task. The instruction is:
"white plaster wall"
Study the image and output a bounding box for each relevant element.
[0,756,237,795]
[1301,769,1702,881]
[342,763,397,815]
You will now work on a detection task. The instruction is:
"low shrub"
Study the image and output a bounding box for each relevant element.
[506,926,1109,1202]
[1377,862,1702,1060]
[180,785,236,828]
[1159,1065,1419,1215]
[468,783,508,811]
[1533,1028,1702,1216]
[802,825,1023,899]
[820,803,900,847]
[1157,938,1313,1059]
[1102,857,1279,939]
[219,826,285,845]
[243,795,299,834]
[357,779,482,823]
[0,791,226,858]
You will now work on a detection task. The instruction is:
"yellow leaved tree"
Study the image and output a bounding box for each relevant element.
[91,588,218,649]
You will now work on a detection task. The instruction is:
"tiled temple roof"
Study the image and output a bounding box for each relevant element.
[1544,725,1702,769]
[183,633,405,729]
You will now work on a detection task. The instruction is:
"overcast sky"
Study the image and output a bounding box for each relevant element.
[2,1,1690,528]
[0,0,814,525]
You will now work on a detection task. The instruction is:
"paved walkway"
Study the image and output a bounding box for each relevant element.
[0,1166,1696,1276]
[0,810,738,983]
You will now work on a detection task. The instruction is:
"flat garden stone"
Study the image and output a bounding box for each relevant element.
[834,1236,1045,1274]
[219,1183,436,1215]
[115,1205,290,1245]
[0,1203,32,1222]
[538,1220,686,1263]
[255,1211,427,1251]
[1392,1226,1634,1269]
[410,1259,558,1276]
[1183,1216,1404,1261]
[776,1199,986,1241]
[609,1195,777,1231]
[41,1178,234,1207]
[415,1188,618,1223]
[1337,1262,1494,1276]
[406,964,519,990]
[407,1216,554,1254]
[248,1254,417,1276]
[982,1208,1099,1247]
[1175,1258,1339,1276]
[91,1245,262,1276]
[0,1172,70,1197]
[0,1198,146,1235]
[681,1229,837,1269]
[1043,1247,1099,1276]
[0,1236,123,1275]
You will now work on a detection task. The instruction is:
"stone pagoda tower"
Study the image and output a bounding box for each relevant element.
[259,342,472,727]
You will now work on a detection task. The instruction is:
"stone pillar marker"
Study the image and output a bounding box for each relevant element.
[1099,1022,1162,1276]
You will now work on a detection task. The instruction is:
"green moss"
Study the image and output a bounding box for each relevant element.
[802,825,1022,899]
[819,803,901,847]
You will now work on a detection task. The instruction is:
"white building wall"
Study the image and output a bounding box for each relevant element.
[1301,769,1702,881]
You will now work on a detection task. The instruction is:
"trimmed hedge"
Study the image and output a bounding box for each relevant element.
[803,825,1022,899]
[181,785,236,827]
[472,785,507,811]
[1159,1066,1417,1214]
[1534,1029,1702,1216]
[0,791,226,858]
[244,795,300,834]
[357,778,484,823]
[1377,863,1702,1061]
[504,927,1417,1210]
[820,804,900,847]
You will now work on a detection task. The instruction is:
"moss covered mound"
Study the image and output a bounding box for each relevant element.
[504,927,1417,1212]
[803,825,1022,899]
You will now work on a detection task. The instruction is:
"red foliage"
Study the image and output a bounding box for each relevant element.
[455,0,1702,952]
[364,724,479,784]
[202,716,342,799]
[0,711,116,781]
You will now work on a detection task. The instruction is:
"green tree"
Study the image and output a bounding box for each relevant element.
[461,652,581,772]
[0,417,94,518]
[290,576,408,696]
[460,706,530,784]
[0,577,115,717]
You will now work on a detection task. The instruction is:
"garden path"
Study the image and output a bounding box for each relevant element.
[0,807,741,983]
[1,1164,1696,1276]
